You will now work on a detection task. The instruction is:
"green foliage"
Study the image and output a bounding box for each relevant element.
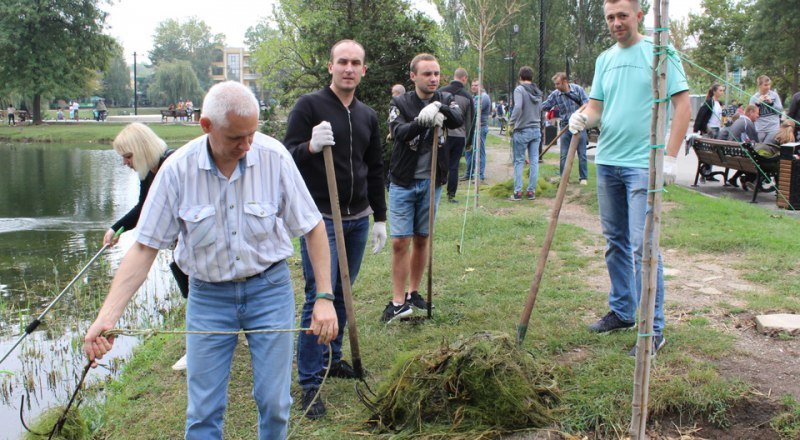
[744,0,800,95]
[148,17,225,90]
[771,394,800,439]
[149,61,203,106]
[101,45,133,106]
[23,405,89,440]
[0,0,116,123]
[248,0,439,125]
[259,102,288,141]
[683,0,760,99]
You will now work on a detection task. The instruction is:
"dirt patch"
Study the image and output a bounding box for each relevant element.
[651,398,783,440]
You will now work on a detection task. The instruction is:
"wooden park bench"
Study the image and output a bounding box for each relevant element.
[160,109,190,122]
[686,136,781,203]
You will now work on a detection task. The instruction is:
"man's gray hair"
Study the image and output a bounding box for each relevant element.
[201,81,259,127]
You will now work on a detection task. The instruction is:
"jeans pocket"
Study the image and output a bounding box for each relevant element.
[179,205,216,249]
[244,201,277,242]
[264,261,290,285]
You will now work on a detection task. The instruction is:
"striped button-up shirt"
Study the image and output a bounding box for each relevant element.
[135,132,322,283]
[541,83,589,120]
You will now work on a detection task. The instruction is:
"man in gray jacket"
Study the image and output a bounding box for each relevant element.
[509,66,543,200]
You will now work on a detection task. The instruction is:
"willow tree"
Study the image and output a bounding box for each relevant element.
[149,60,203,106]
[0,0,115,124]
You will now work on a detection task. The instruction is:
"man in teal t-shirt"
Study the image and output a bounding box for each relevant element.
[568,0,691,356]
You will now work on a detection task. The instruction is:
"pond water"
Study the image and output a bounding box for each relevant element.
[0,143,183,439]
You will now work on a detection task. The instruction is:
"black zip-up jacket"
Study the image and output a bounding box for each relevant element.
[693,97,714,134]
[388,90,464,187]
[284,87,386,222]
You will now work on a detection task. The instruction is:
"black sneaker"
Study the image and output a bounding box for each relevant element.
[448,196,458,204]
[509,191,522,201]
[406,291,433,310]
[323,360,357,379]
[380,301,412,323]
[628,335,666,357]
[587,311,635,333]
[300,388,325,419]
[526,190,536,200]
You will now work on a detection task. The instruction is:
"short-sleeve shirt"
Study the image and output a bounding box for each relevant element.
[589,38,689,168]
[135,132,322,283]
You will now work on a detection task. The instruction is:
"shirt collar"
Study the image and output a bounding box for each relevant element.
[198,135,257,178]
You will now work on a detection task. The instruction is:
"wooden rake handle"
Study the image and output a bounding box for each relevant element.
[516,130,582,346]
[322,145,363,378]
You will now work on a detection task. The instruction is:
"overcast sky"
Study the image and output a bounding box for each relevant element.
[104,0,699,65]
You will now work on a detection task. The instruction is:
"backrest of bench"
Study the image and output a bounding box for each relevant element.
[691,137,760,173]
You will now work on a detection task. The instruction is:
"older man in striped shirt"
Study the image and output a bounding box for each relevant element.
[83,81,338,439]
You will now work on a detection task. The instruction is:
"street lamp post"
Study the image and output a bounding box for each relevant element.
[507,24,520,105]
[133,51,138,116]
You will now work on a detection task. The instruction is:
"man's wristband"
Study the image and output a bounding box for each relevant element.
[315,292,335,302]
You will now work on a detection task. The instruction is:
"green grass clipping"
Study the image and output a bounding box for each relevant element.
[23,405,88,440]
[362,331,560,435]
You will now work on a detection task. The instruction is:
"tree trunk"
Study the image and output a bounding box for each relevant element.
[33,94,42,125]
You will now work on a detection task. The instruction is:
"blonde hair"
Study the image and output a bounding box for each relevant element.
[113,123,167,180]
[776,120,796,145]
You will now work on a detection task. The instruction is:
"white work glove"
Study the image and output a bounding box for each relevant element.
[663,155,677,186]
[309,121,335,154]
[371,221,387,254]
[432,112,445,127]
[568,112,588,134]
[417,101,442,127]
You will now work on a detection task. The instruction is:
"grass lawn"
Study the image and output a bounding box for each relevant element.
[79,133,800,439]
[0,122,203,145]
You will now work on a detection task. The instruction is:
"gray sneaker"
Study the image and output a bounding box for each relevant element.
[628,335,666,357]
[588,311,635,333]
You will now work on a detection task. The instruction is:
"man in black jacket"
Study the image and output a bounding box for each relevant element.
[383,53,463,323]
[439,67,474,203]
[284,39,387,419]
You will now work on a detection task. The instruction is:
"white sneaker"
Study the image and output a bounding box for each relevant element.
[579,179,588,186]
[171,354,187,371]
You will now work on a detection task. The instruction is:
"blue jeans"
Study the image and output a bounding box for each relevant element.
[464,125,488,179]
[297,216,369,391]
[185,262,294,440]
[512,127,541,193]
[388,180,442,238]
[560,129,588,180]
[596,165,665,335]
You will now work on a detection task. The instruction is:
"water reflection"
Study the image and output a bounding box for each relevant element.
[0,143,182,439]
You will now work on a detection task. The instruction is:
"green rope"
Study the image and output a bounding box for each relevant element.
[650,144,665,149]
[652,97,670,103]
[637,332,654,338]
[673,48,798,126]
[105,328,309,337]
